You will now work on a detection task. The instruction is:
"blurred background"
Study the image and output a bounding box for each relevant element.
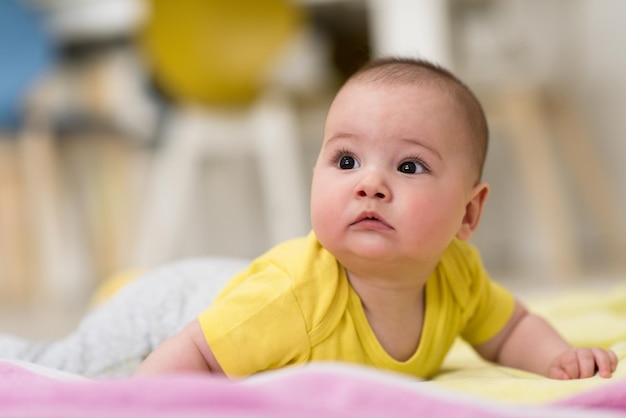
[1,0,625,338]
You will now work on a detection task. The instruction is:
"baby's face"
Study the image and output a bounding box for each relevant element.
[310,80,482,273]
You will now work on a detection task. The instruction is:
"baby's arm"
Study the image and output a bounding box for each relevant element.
[134,319,223,376]
[474,301,618,379]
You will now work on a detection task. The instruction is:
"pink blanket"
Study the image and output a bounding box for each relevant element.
[0,360,624,418]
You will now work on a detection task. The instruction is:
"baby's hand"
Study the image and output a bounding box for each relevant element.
[548,347,618,380]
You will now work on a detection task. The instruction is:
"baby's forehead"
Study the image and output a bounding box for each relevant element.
[328,81,469,140]
[334,79,464,123]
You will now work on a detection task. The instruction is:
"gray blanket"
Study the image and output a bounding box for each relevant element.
[0,257,249,377]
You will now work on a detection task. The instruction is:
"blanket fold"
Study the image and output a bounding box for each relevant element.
[0,360,624,418]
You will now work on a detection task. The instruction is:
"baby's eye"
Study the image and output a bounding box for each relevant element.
[398,160,427,174]
[338,155,360,170]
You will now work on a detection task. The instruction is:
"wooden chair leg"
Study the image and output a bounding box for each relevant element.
[497,88,580,279]
[0,137,31,303]
[547,92,626,270]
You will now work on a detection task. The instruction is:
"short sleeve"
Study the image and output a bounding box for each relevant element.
[198,263,310,377]
[454,243,516,346]
[460,279,516,345]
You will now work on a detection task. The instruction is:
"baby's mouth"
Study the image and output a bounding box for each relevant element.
[351,213,393,230]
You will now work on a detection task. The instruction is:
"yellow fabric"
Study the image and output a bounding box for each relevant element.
[198,232,516,378]
[432,284,626,403]
[139,0,302,105]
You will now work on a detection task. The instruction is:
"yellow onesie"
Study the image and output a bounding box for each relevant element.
[198,231,515,378]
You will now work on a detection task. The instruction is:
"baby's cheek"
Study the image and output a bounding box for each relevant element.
[404,205,459,246]
[310,199,336,239]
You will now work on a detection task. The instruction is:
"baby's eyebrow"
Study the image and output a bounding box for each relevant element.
[400,137,443,161]
[324,132,359,145]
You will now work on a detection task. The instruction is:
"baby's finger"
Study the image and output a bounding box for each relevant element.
[592,348,616,378]
[576,349,597,378]
[559,350,582,379]
[608,350,618,371]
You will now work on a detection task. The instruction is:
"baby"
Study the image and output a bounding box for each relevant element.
[136,57,617,380]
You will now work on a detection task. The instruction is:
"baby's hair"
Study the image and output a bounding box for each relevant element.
[345,57,489,182]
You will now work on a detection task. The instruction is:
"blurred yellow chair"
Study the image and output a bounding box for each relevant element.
[139,0,302,106]
[132,0,311,268]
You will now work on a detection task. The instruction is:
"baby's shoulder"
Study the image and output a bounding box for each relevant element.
[434,239,489,306]
[256,232,339,281]
[439,239,483,275]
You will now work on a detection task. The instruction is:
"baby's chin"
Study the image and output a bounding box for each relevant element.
[335,240,441,274]
[334,244,407,269]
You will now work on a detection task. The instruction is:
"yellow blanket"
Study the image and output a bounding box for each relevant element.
[433,283,626,403]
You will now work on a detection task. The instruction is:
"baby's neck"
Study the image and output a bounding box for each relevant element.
[347,270,426,361]
[347,269,426,315]
[343,256,435,290]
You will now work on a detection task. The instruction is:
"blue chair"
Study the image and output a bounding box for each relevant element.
[0,0,54,131]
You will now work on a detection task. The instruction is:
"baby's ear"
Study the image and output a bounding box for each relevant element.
[456,182,489,241]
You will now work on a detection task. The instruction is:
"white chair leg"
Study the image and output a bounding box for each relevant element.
[18,127,90,306]
[133,95,308,267]
[131,111,205,268]
[251,93,310,245]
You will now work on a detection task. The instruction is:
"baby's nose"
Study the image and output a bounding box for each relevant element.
[356,189,386,199]
[355,172,390,200]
